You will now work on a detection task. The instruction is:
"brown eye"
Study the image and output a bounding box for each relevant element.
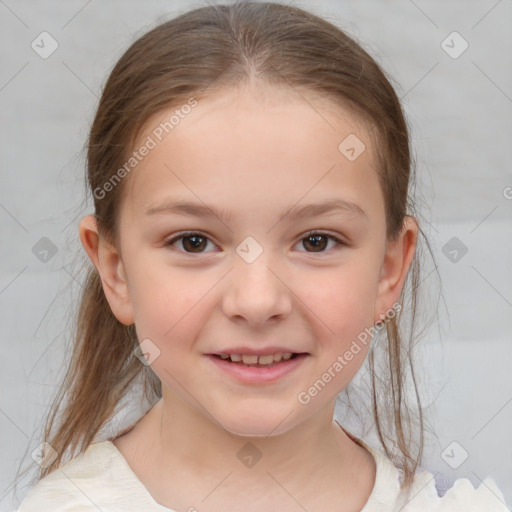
[166,233,215,253]
[297,232,344,253]
[303,234,327,252]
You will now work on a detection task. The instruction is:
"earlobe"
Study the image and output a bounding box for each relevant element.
[373,216,418,324]
[78,215,135,325]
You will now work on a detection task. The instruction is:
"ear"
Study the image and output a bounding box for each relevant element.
[373,216,418,324]
[78,215,135,325]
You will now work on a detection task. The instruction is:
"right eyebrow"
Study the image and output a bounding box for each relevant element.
[145,197,368,225]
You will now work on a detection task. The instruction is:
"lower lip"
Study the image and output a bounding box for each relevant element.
[205,354,308,385]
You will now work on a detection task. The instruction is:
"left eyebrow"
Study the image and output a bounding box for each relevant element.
[145,197,368,225]
[279,198,368,223]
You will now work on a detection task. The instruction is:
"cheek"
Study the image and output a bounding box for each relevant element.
[128,266,213,382]
[127,258,214,343]
[298,261,380,340]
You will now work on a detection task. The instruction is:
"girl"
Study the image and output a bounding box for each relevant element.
[15,1,508,511]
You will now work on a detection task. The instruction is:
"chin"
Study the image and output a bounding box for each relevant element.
[215,411,299,439]
[225,425,287,438]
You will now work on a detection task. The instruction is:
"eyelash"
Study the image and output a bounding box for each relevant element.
[164,230,347,254]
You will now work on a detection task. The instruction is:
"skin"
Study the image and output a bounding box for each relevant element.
[79,82,418,512]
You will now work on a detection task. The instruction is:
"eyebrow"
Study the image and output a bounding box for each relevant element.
[145,197,368,225]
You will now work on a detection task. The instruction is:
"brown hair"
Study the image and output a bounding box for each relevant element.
[22,0,439,498]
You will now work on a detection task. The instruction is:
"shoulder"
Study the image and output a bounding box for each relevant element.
[358,437,509,512]
[398,469,509,512]
[15,440,143,511]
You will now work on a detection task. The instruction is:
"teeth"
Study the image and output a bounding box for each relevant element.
[217,352,294,365]
[258,354,274,365]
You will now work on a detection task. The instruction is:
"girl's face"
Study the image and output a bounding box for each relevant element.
[93,84,416,436]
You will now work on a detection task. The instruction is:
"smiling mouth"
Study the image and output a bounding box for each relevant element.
[212,352,304,367]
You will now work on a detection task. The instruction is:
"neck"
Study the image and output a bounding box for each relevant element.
[115,392,376,511]
[158,393,344,477]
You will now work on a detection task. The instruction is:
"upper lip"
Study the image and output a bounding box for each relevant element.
[209,346,307,356]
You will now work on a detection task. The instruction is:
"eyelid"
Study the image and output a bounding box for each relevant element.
[164,230,348,254]
[300,230,347,245]
[296,230,347,253]
[165,231,219,252]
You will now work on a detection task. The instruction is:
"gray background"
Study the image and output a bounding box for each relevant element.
[1,0,511,510]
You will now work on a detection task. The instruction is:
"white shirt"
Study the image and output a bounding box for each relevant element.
[16,434,509,511]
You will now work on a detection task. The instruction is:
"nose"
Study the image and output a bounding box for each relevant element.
[221,249,293,327]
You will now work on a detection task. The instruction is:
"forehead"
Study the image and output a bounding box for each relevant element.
[121,84,383,225]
